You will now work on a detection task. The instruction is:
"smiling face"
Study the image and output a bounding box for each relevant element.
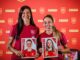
[22,9,31,25]
[43,17,53,31]
[47,39,53,48]
[26,40,32,48]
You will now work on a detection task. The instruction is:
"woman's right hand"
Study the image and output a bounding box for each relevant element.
[45,51,48,56]
[35,53,40,58]
[39,48,42,53]
[14,50,24,57]
[7,37,24,57]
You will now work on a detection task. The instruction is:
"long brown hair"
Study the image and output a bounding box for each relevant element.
[46,39,54,51]
[15,5,36,39]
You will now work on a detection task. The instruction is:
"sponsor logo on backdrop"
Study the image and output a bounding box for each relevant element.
[39,8,45,14]
[6,51,13,54]
[59,19,68,22]
[8,18,13,25]
[60,7,66,14]
[5,9,15,13]
[71,38,77,45]
[69,29,79,32]
[0,20,5,23]
[0,41,5,44]
[38,19,43,22]
[31,9,36,12]
[71,17,76,24]
[69,8,79,12]
[61,28,66,34]
[17,0,26,2]
[48,9,58,12]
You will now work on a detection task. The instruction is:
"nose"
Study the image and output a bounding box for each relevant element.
[24,13,28,17]
[46,23,50,28]
[48,43,50,46]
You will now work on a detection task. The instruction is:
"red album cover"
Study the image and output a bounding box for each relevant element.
[42,37,58,58]
[21,38,37,58]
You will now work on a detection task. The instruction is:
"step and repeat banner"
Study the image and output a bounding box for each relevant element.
[0,0,80,60]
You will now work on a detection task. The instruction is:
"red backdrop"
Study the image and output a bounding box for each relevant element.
[0,0,80,60]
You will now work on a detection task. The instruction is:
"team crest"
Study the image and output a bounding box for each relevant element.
[31,30,35,36]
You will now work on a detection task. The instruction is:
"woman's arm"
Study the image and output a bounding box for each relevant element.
[7,37,23,57]
[61,44,70,54]
[59,32,70,54]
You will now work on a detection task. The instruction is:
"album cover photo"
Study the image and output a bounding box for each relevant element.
[21,38,37,58]
[42,37,58,58]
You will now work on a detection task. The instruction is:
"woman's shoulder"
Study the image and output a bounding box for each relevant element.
[12,24,17,28]
[59,32,67,41]
[31,25,38,29]
[39,31,46,37]
[30,25,39,31]
[60,32,65,37]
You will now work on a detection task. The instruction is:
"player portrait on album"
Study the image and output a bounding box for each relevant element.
[42,37,58,58]
[21,38,37,58]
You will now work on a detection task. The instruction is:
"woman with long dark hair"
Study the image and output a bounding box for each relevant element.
[7,5,39,60]
[39,14,70,60]
[46,39,54,52]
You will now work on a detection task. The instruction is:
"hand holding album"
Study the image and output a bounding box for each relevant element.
[45,51,48,56]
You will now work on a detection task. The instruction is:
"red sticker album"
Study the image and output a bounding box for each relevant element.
[42,37,58,58]
[21,38,37,58]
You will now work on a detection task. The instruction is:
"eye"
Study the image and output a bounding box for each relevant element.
[22,11,25,15]
[27,11,30,14]
[44,22,47,24]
